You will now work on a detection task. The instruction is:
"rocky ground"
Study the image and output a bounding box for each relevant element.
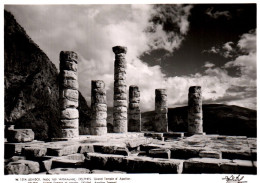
[4,132,257,175]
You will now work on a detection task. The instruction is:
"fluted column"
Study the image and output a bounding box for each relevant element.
[113,46,127,133]
[59,51,79,138]
[188,86,203,134]
[154,89,168,132]
[90,80,107,135]
[128,85,141,132]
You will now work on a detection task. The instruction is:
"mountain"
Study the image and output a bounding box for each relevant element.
[4,10,91,140]
[142,104,256,137]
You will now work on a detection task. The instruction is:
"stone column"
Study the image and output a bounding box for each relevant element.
[188,86,203,134]
[113,46,127,133]
[59,51,79,138]
[154,89,168,132]
[90,80,107,135]
[128,85,141,132]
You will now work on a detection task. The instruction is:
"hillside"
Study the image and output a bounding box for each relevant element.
[4,10,91,140]
[142,104,256,137]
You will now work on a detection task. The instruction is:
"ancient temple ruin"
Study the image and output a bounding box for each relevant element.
[4,46,256,175]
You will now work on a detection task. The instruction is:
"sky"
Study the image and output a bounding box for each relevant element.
[4,4,257,111]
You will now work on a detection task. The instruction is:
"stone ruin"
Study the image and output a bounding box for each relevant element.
[4,46,257,175]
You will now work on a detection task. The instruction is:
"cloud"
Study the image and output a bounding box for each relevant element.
[146,4,193,52]
[204,62,215,68]
[206,7,232,19]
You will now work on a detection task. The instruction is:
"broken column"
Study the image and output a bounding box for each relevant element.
[90,80,107,135]
[59,51,79,138]
[154,89,168,132]
[188,86,203,134]
[113,46,128,133]
[128,85,141,132]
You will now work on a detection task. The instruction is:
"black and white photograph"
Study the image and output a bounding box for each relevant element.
[2,1,258,182]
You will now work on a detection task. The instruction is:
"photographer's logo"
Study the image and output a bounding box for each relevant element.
[222,175,247,183]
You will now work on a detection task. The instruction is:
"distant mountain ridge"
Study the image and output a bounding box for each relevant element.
[141,104,256,137]
[4,10,91,140]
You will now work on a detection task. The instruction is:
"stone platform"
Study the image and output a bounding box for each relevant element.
[4,133,257,175]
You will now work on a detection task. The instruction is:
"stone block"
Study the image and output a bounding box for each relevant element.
[60,89,78,101]
[126,156,183,174]
[7,129,35,143]
[183,158,225,173]
[114,72,126,80]
[113,112,127,120]
[91,104,107,112]
[199,150,222,159]
[114,85,127,94]
[61,70,77,80]
[60,119,78,129]
[62,79,78,90]
[114,79,126,87]
[114,100,127,107]
[60,60,77,71]
[5,160,40,175]
[91,94,107,104]
[149,148,171,159]
[222,150,254,161]
[84,152,126,171]
[60,108,79,119]
[61,129,79,138]
[113,106,127,113]
[47,145,80,156]
[52,154,85,168]
[91,111,107,120]
[170,146,203,159]
[221,160,257,174]
[93,145,129,156]
[114,93,127,100]
[59,98,78,109]
[78,144,94,154]
[22,146,47,158]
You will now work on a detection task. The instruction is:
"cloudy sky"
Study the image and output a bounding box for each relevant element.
[5,4,256,111]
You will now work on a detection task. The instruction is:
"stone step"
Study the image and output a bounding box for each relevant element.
[47,168,127,174]
[183,158,256,174]
[84,152,183,173]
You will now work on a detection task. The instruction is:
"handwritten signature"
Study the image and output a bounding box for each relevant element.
[222,175,247,183]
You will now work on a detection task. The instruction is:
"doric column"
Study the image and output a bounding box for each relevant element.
[59,51,79,138]
[128,85,141,132]
[188,86,203,134]
[154,89,168,132]
[90,80,107,135]
[113,46,127,133]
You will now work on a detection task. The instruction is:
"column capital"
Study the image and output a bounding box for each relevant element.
[60,51,78,63]
[112,46,127,54]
